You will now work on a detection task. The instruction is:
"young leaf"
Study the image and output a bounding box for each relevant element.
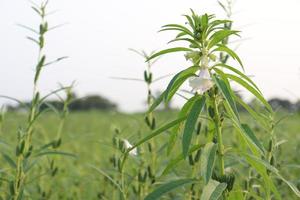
[225,74,272,111]
[208,30,239,49]
[145,178,197,200]
[200,142,217,184]
[200,179,227,200]
[146,47,192,62]
[182,96,206,157]
[212,44,243,69]
[212,75,239,121]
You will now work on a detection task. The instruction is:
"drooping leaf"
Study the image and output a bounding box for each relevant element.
[212,63,259,92]
[241,124,265,154]
[225,74,272,111]
[212,75,239,121]
[200,179,227,200]
[167,95,200,154]
[182,96,206,157]
[212,44,243,69]
[145,178,197,200]
[201,142,217,184]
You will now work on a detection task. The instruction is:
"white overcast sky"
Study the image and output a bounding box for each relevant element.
[1,0,300,112]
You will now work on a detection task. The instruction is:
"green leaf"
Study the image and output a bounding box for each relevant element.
[212,75,239,121]
[213,44,243,69]
[225,74,272,111]
[212,63,259,92]
[131,117,187,150]
[230,119,264,156]
[234,95,269,130]
[243,153,300,198]
[167,95,199,154]
[146,47,192,62]
[161,24,194,37]
[145,178,197,200]
[2,153,16,168]
[200,142,217,184]
[208,30,239,49]
[166,74,196,103]
[241,124,265,154]
[182,96,206,157]
[35,151,76,158]
[200,179,227,200]
[241,153,282,200]
[165,66,198,102]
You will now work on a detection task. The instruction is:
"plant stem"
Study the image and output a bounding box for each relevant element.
[213,96,225,176]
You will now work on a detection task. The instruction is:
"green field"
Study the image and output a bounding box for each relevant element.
[1,111,299,199]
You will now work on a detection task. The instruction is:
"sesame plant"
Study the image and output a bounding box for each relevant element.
[120,10,300,200]
[0,1,74,199]
[93,49,166,199]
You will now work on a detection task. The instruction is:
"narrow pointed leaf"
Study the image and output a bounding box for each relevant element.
[146,47,192,62]
[200,179,227,200]
[212,75,239,120]
[182,96,206,157]
[201,142,217,184]
[145,179,197,200]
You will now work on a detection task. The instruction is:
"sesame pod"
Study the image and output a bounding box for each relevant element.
[196,122,201,135]
[16,146,20,156]
[144,116,151,127]
[51,167,58,177]
[270,156,275,166]
[208,106,215,118]
[188,154,194,166]
[148,73,152,83]
[9,181,15,195]
[50,160,55,169]
[112,137,118,147]
[227,174,235,191]
[144,70,148,82]
[147,143,152,153]
[138,172,143,182]
[151,118,156,129]
[20,140,25,153]
[268,140,273,152]
[147,165,154,178]
[143,171,148,182]
[212,137,217,144]
[117,158,122,172]
[114,128,120,134]
[118,140,125,153]
[132,186,138,194]
[194,149,201,162]
[39,36,44,48]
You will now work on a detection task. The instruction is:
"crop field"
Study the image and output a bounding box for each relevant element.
[1,111,299,199]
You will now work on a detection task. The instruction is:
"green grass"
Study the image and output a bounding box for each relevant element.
[0,111,299,199]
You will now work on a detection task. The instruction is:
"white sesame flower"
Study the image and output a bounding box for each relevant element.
[189,68,214,94]
[123,139,137,156]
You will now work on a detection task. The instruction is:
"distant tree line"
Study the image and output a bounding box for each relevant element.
[6,94,118,112]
